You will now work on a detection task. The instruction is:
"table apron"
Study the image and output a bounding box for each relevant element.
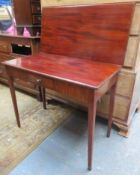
[6,66,118,105]
[6,67,91,105]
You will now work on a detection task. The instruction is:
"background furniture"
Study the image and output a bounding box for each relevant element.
[0,1,42,97]
[0,32,40,96]
[41,0,140,137]
[13,0,41,35]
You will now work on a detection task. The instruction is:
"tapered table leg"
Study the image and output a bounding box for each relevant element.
[38,85,43,102]
[107,84,116,137]
[88,91,97,171]
[41,87,47,109]
[8,76,21,128]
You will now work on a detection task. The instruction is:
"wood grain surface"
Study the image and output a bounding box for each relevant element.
[40,4,134,65]
[3,53,121,89]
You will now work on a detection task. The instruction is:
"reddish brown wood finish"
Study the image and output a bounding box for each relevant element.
[88,91,97,170]
[7,75,21,128]
[4,53,121,88]
[42,87,47,109]
[2,3,134,171]
[41,4,134,65]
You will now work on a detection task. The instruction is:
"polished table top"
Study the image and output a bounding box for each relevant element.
[3,53,121,89]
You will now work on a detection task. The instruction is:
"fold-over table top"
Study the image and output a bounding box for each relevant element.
[3,3,134,89]
[3,53,121,89]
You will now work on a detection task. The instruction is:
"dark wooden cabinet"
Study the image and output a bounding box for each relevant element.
[13,0,41,36]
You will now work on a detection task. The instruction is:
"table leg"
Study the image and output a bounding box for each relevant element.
[107,84,116,137]
[8,76,21,128]
[88,92,97,171]
[38,85,43,102]
[41,87,47,109]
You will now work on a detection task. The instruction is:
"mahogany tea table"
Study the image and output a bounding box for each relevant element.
[2,3,134,171]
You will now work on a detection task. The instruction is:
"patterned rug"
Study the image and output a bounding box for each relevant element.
[0,84,74,175]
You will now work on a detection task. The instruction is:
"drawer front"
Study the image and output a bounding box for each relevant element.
[32,15,41,24]
[130,4,140,35]
[97,94,130,121]
[43,78,89,105]
[129,71,140,120]
[6,68,41,83]
[124,36,139,68]
[31,4,41,14]
[28,73,89,104]
[4,68,38,89]
[116,70,135,98]
[6,67,89,105]
[0,42,10,53]
[14,79,36,89]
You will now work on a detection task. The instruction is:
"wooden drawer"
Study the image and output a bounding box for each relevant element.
[28,73,89,104]
[6,67,89,105]
[97,69,140,122]
[32,15,41,24]
[130,3,140,35]
[124,36,139,69]
[97,94,130,120]
[129,70,140,121]
[0,42,10,53]
[116,69,135,98]
[31,4,41,14]
[14,79,36,90]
